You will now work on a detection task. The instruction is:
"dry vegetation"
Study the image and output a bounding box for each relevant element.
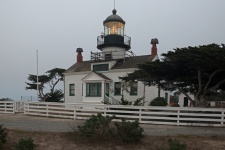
[2,130,225,150]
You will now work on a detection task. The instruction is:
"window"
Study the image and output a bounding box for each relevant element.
[114,82,121,95]
[93,64,109,72]
[130,82,138,96]
[105,54,112,60]
[69,84,75,96]
[86,83,101,97]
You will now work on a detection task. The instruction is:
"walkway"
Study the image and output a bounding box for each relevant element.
[1,113,225,136]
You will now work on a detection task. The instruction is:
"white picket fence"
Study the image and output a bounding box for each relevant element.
[23,102,225,127]
[0,101,26,114]
[0,101,15,114]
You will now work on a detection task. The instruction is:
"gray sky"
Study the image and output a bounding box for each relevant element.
[1,0,225,100]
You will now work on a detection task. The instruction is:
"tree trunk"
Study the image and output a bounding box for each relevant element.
[194,95,208,107]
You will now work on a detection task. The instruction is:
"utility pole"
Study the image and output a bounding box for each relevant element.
[36,50,39,101]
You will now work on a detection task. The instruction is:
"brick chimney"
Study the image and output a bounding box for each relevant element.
[150,38,159,56]
[76,48,83,63]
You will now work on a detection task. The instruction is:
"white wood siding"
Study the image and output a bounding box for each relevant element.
[64,68,191,106]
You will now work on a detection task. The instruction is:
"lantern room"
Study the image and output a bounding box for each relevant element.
[97,9,131,51]
[103,9,125,36]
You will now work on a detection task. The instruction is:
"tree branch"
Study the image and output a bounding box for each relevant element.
[164,79,194,103]
[195,69,202,99]
[203,69,222,92]
[203,78,225,98]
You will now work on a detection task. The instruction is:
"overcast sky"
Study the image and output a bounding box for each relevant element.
[1,0,225,100]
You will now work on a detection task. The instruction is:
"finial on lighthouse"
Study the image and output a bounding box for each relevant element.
[112,0,117,15]
[151,38,159,56]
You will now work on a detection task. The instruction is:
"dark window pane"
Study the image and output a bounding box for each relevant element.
[69,84,75,96]
[114,82,121,95]
[130,82,138,96]
[86,83,101,97]
[93,64,109,71]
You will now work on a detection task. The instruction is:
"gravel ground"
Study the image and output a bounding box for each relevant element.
[1,113,225,136]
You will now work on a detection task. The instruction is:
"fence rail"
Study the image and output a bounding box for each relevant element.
[0,101,15,114]
[23,102,225,127]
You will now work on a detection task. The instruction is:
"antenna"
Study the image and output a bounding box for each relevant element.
[114,0,116,9]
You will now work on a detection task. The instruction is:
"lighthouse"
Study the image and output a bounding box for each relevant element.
[97,9,131,60]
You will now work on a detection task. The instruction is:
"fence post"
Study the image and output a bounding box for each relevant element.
[177,109,180,126]
[24,102,26,114]
[4,102,6,113]
[74,106,76,120]
[27,102,30,114]
[139,108,142,122]
[104,106,107,116]
[221,111,224,126]
[46,104,49,117]
[13,101,16,114]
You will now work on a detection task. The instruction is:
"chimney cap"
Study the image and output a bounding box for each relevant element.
[151,38,159,44]
[76,48,83,52]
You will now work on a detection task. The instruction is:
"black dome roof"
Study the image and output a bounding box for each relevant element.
[103,9,125,24]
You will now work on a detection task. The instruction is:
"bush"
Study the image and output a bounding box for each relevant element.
[114,120,144,143]
[119,95,132,105]
[77,114,115,139]
[133,97,145,106]
[162,138,186,150]
[150,97,167,106]
[0,124,7,150]
[74,114,144,143]
[102,95,145,106]
[15,138,37,150]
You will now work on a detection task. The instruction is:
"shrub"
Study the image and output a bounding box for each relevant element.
[0,124,7,150]
[74,114,145,143]
[114,120,144,143]
[77,114,115,139]
[119,95,132,105]
[162,138,186,150]
[102,95,145,106]
[150,97,167,106]
[15,138,37,150]
[133,97,145,106]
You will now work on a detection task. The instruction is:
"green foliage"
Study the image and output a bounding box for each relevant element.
[102,95,144,106]
[114,120,144,143]
[119,95,132,105]
[162,138,186,150]
[25,67,65,101]
[77,114,115,138]
[0,98,13,101]
[133,97,145,106]
[45,89,64,102]
[0,141,2,150]
[118,95,145,106]
[121,44,225,106]
[75,114,144,143]
[204,91,225,102]
[15,138,37,150]
[0,124,7,150]
[150,97,167,106]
